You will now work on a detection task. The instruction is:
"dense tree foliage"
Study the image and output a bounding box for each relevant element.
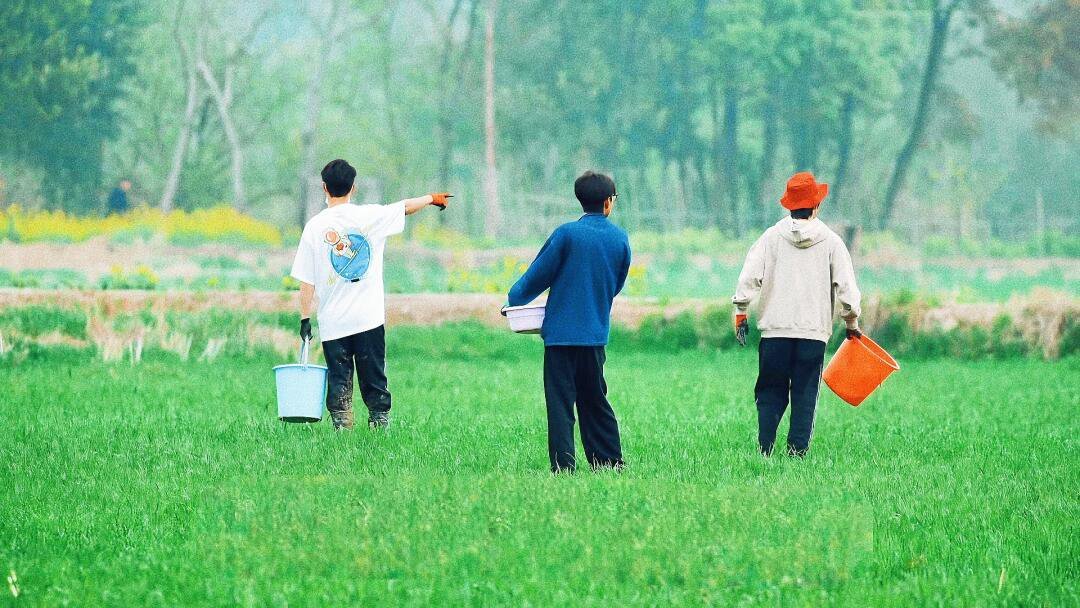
[0,0,138,211]
[0,0,1074,242]
[986,0,1079,135]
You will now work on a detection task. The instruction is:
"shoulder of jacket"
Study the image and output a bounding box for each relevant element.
[548,223,574,242]
[554,222,575,235]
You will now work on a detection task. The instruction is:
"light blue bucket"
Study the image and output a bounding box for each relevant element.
[273,340,327,423]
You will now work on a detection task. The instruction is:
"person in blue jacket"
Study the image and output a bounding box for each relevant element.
[507,171,631,473]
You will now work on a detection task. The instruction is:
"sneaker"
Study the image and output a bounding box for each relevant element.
[786,444,808,458]
[368,412,391,429]
[330,410,354,430]
[589,459,626,473]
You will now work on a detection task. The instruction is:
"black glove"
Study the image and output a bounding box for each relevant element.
[300,318,312,342]
[735,318,749,347]
[845,327,862,340]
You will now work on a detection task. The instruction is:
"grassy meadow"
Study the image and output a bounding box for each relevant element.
[2,324,1077,606]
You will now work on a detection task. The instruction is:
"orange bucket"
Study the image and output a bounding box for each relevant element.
[822,335,899,407]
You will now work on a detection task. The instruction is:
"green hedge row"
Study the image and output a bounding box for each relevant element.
[2,302,1077,361]
[617,306,1079,360]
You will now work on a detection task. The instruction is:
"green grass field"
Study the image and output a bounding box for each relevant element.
[2,325,1077,606]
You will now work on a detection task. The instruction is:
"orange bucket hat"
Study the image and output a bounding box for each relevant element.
[780,172,828,211]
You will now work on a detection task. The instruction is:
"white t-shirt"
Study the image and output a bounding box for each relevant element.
[290,202,406,341]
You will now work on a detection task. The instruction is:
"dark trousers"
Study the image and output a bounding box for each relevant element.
[323,325,391,420]
[543,346,624,472]
[755,337,827,456]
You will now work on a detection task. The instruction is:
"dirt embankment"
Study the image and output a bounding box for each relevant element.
[3,288,1074,331]
[2,288,1076,359]
[0,288,717,328]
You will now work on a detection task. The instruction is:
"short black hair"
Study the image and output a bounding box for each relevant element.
[790,208,814,219]
[574,171,616,213]
[321,159,356,197]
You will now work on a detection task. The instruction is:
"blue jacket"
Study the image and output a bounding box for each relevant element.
[508,213,631,346]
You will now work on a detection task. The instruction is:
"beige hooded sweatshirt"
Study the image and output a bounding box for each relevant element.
[732,216,861,343]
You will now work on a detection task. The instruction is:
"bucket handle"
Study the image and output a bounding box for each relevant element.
[299,338,310,368]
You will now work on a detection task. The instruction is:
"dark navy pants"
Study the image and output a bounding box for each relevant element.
[543,346,624,472]
[755,337,827,456]
[323,325,391,421]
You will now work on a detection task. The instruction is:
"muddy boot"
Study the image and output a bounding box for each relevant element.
[330,409,354,430]
[368,411,390,429]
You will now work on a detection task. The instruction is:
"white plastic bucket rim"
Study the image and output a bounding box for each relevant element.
[503,303,545,334]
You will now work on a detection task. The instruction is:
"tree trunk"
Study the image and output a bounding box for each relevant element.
[832,93,856,214]
[222,109,246,212]
[692,151,709,227]
[435,0,469,227]
[161,58,198,214]
[435,121,453,227]
[196,60,246,211]
[881,1,957,228]
[721,86,741,236]
[161,2,199,213]
[1034,188,1045,255]
[297,1,343,228]
[709,80,723,226]
[482,0,500,239]
[789,117,820,174]
[753,91,779,229]
[378,4,406,201]
[677,156,691,228]
[842,225,861,259]
[298,62,326,227]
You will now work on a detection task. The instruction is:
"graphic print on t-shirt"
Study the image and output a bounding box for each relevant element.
[323,227,372,281]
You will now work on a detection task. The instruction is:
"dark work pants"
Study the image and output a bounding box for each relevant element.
[543,346,624,472]
[755,337,827,456]
[323,325,391,420]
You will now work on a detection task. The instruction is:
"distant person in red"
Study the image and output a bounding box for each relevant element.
[107,179,132,215]
[732,172,862,457]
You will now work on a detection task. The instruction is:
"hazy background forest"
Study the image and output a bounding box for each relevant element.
[1,0,1077,246]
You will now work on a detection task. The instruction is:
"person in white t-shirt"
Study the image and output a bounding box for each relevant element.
[291,159,451,429]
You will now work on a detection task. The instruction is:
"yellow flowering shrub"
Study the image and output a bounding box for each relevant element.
[99,264,160,290]
[625,263,649,297]
[281,275,301,291]
[410,223,489,251]
[447,256,528,293]
[166,207,281,247]
[0,205,282,247]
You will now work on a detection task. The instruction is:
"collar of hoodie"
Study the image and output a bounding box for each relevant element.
[777,216,827,249]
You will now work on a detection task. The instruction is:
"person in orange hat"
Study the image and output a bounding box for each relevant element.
[731,171,863,457]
